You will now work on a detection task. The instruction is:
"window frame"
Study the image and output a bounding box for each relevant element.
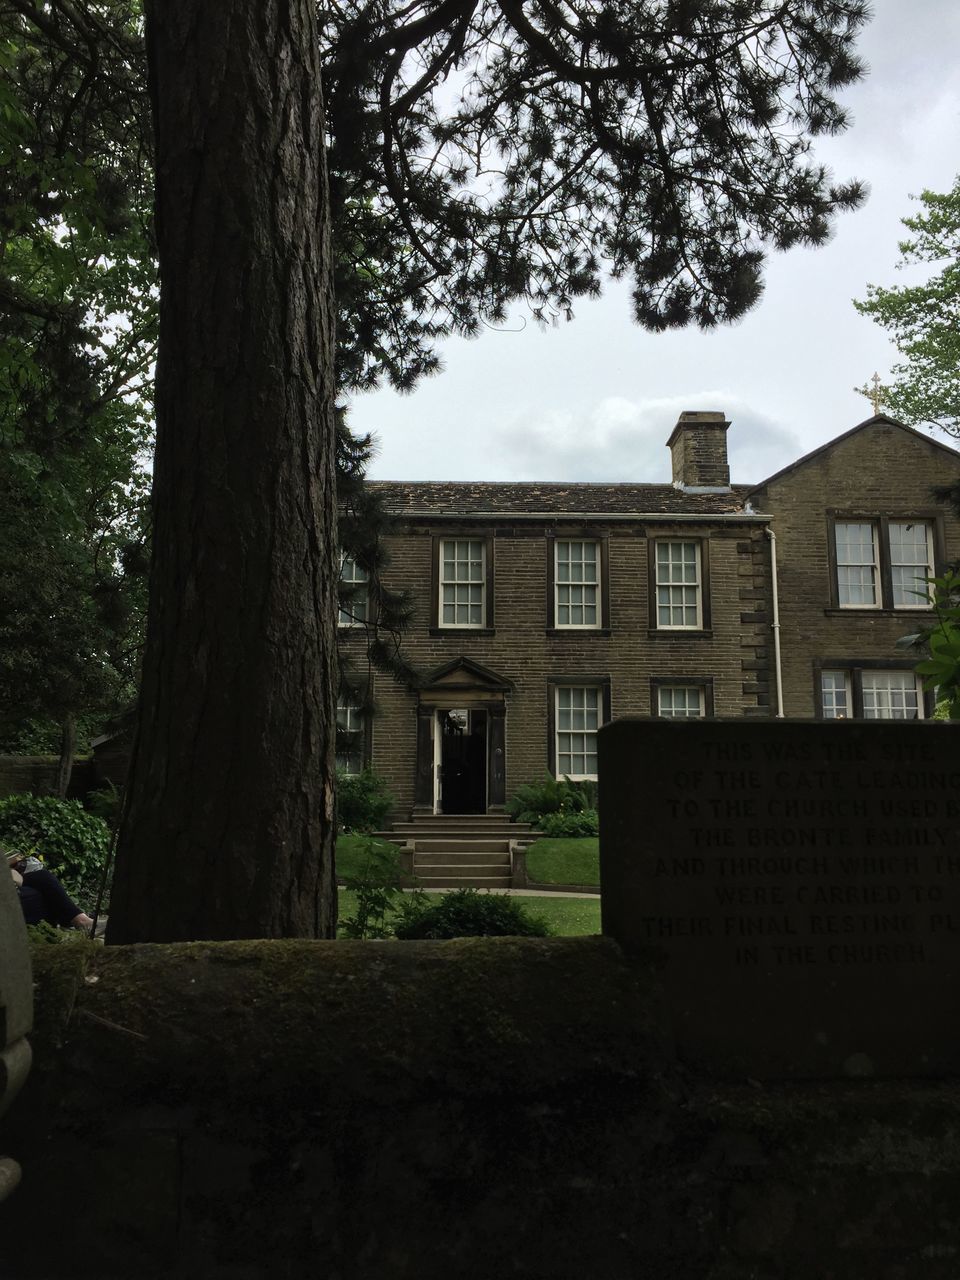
[814,660,932,720]
[888,519,936,609]
[827,513,941,613]
[546,534,610,632]
[833,520,880,609]
[648,536,711,632]
[546,677,611,781]
[651,677,714,718]
[337,553,370,628]
[336,690,372,774]
[431,534,495,633]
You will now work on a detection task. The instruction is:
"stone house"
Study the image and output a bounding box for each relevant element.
[337,412,960,817]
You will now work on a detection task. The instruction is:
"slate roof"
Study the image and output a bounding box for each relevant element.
[368,480,759,518]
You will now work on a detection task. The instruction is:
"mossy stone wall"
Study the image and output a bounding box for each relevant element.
[1,937,959,1279]
[0,755,98,801]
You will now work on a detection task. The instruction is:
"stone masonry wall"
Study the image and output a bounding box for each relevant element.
[0,756,98,801]
[343,517,772,815]
[2,938,959,1280]
[751,422,960,717]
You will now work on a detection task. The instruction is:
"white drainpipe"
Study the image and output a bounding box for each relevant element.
[766,527,784,718]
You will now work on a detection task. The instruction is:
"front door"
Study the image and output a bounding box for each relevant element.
[437,708,487,814]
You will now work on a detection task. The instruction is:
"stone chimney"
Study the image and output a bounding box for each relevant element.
[667,411,731,488]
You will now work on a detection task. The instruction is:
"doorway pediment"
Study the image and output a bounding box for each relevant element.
[419,656,513,693]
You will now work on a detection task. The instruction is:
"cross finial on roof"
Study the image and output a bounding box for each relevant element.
[854,371,884,416]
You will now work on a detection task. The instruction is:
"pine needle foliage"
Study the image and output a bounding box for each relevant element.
[324,0,870,389]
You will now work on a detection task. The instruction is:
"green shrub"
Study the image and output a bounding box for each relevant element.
[338,837,411,939]
[507,775,599,826]
[0,794,110,903]
[26,920,87,945]
[336,768,395,832]
[393,888,552,939]
[86,783,123,831]
[537,808,599,838]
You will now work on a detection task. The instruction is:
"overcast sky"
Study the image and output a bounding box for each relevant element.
[349,1,960,487]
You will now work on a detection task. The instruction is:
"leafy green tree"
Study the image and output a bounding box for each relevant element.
[0,438,149,792]
[854,176,960,436]
[898,570,960,720]
[0,3,153,789]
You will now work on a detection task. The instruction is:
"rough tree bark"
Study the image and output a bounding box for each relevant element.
[107,0,338,942]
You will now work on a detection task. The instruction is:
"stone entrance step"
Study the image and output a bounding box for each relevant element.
[377,818,536,843]
[415,875,513,890]
[377,815,537,889]
[415,851,511,867]
[412,838,511,854]
[387,823,523,834]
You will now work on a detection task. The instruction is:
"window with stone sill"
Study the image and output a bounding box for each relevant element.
[555,539,600,628]
[833,518,935,611]
[657,685,705,718]
[338,554,369,627]
[336,699,366,774]
[439,538,486,628]
[654,539,704,630]
[819,668,926,720]
[555,685,601,779]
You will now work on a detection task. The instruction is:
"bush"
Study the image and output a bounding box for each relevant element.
[26,920,88,946]
[0,793,110,903]
[86,783,123,831]
[338,837,410,939]
[336,768,395,833]
[537,808,599,838]
[507,775,599,827]
[393,888,552,939]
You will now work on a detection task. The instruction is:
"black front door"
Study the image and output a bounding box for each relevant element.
[439,709,487,814]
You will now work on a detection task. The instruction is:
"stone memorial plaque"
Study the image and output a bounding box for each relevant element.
[599,719,960,1078]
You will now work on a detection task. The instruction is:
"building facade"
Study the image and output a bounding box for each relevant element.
[337,412,960,817]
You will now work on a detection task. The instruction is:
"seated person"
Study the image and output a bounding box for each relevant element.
[6,849,94,930]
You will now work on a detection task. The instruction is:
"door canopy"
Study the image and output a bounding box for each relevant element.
[418,656,513,704]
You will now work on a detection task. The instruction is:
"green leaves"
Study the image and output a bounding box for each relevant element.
[854,176,960,435]
[0,793,111,902]
[903,571,960,719]
[0,2,152,741]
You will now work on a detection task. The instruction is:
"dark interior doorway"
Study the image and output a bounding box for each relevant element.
[439,709,487,814]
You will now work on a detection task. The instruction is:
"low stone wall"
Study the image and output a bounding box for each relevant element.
[1,937,959,1279]
[0,755,98,800]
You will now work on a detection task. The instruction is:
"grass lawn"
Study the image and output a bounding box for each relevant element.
[525,837,599,887]
[512,893,601,936]
[337,889,601,937]
[335,832,401,879]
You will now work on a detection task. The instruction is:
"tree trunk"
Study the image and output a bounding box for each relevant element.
[107,0,338,942]
[55,712,75,799]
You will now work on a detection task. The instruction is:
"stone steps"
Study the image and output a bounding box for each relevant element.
[385,825,523,838]
[412,838,511,854]
[415,851,511,866]
[416,874,512,890]
[376,815,536,889]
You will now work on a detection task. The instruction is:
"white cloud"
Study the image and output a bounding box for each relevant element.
[493,394,802,484]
